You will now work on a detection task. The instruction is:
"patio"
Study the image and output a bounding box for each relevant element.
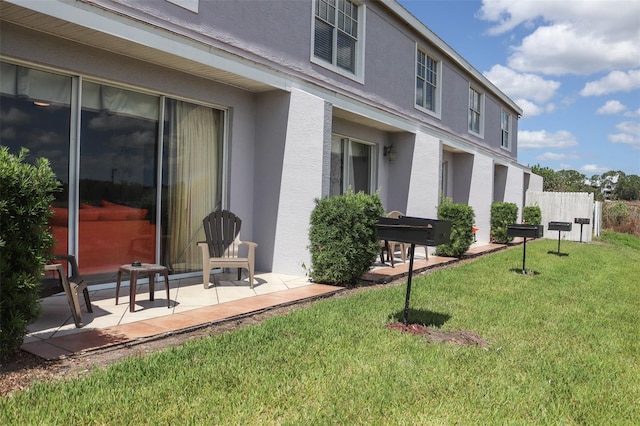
[22,242,506,360]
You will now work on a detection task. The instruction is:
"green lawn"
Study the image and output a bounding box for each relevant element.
[2,232,639,425]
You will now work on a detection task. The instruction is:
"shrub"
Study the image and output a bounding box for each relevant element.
[522,205,542,225]
[308,190,384,285]
[434,198,475,257]
[604,201,628,225]
[491,202,518,243]
[0,147,59,358]
[602,201,640,237]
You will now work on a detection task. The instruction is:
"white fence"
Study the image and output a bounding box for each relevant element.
[526,191,600,243]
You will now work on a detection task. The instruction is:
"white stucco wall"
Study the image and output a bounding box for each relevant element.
[405,131,440,219]
[468,154,494,243]
[271,88,327,275]
[528,173,544,192]
[504,164,525,222]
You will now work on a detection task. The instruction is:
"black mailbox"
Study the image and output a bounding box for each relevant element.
[507,224,544,239]
[548,221,572,232]
[377,216,451,246]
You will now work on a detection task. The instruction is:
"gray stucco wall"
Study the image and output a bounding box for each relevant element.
[271,89,327,275]
[405,132,440,219]
[468,154,495,243]
[97,0,519,162]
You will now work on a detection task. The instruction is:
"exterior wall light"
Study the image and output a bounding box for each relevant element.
[383,145,397,162]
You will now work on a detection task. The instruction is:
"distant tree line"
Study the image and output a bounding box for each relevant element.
[531,165,640,201]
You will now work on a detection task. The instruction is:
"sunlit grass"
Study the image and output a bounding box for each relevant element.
[2,235,639,424]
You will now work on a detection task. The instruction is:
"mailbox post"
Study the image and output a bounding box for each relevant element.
[507,224,544,274]
[377,216,451,326]
[548,221,572,255]
[574,217,590,243]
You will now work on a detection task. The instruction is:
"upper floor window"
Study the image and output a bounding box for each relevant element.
[469,86,483,136]
[501,110,511,150]
[416,48,440,115]
[313,0,363,79]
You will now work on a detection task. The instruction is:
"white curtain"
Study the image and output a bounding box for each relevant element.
[1,62,71,105]
[167,101,220,271]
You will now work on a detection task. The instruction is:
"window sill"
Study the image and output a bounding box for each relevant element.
[310,57,364,85]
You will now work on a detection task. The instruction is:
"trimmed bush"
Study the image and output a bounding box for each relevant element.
[435,198,475,257]
[308,190,384,285]
[522,205,542,225]
[491,202,518,243]
[0,147,59,358]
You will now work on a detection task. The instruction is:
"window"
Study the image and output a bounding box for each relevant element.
[313,0,362,76]
[416,48,439,114]
[501,110,511,150]
[469,86,483,135]
[329,136,375,196]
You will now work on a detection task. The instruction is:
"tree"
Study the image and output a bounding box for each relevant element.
[531,164,560,192]
[531,165,594,194]
[614,174,640,200]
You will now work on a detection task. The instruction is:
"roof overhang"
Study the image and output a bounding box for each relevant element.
[0,0,277,93]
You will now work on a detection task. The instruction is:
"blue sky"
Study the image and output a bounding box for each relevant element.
[398,0,640,177]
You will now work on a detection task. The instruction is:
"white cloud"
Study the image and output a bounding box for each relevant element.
[484,65,560,102]
[581,164,611,174]
[609,121,640,150]
[596,100,627,115]
[478,0,640,75]
[515,99,544,118]
[624,108,640,118]
[518,129,578,150]
[536,152,578,161]
[580,69,640,96]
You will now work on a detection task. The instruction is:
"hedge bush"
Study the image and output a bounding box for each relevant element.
[491,201,518,243]
[434,198,475,257]
[308,190,384,285]
[0,147,59,358]
[522,205,542,225]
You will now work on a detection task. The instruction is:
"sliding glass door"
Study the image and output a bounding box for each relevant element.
[329,135,375,196]
[78,81,160,276]
[1,60,225,281]
[0,63,72,256]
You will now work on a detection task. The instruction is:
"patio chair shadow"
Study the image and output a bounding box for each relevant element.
[389,309,450,327]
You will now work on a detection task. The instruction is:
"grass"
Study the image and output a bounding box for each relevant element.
[2,235,639,424]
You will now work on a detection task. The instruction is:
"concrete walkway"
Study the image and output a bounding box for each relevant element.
[22,242,508,360]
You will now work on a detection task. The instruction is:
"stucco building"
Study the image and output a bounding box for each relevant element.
[0,0,542,283]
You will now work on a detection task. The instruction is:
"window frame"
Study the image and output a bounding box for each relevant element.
[415,45,441,118]
[468,85,484,137]
[311,0,366,83]
[501,110,511,151]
